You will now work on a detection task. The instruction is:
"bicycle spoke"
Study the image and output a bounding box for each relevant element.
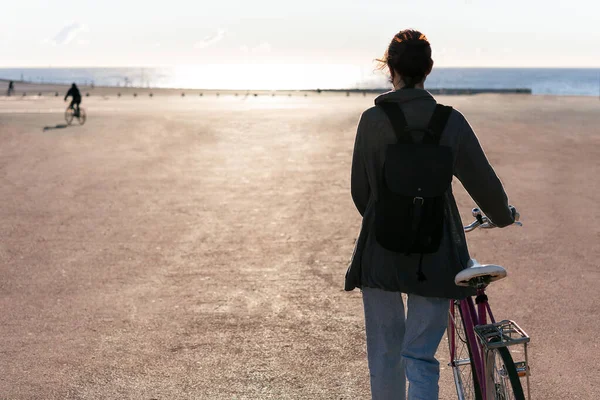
[448,301,480,400]
[486,346,525,400]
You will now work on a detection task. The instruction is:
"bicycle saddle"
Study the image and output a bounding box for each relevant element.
[455,259,507,287]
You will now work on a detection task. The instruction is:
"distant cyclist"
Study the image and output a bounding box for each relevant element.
[64,83,82,115]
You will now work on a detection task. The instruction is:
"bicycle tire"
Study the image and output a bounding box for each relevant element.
[65,108,74,125]
[448,300,482,400]
[487,345,525,400]
[77,108,87,125]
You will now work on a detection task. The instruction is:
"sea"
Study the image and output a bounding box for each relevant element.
[1,67,599,96]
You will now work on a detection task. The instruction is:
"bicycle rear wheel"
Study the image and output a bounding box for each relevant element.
[77,108,87,125]
[448,300,482,400]
[487,346,525,400]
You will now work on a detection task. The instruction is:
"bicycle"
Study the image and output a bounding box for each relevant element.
[448,208,531,400]
[65,105,87,125]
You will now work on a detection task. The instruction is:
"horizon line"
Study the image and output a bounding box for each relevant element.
[1,65,599,69]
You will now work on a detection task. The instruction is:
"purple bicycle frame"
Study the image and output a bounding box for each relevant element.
[450,287,497,399]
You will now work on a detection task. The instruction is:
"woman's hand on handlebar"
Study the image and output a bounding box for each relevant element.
[509,205,520,223]
[464,206,521,232]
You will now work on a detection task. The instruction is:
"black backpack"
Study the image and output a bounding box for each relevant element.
[374,102,454,280]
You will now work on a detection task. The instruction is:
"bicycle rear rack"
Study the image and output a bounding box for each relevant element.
[474,320,530,349]
[475,320,532,399]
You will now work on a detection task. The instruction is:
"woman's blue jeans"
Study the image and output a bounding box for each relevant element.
[362,287,448,400]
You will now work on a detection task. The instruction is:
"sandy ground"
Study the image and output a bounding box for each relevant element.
[0,88,599,399]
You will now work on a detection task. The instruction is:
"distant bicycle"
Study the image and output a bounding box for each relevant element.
[65,105,87,125]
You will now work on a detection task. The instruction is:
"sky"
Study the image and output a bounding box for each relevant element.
[1,0,599,88]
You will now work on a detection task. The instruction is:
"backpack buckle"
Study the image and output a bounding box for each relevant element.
[413,197,424,205]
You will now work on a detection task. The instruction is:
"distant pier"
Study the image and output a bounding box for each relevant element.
[427,88,532,95]
[1,79,532,97]
[324,88,532,95]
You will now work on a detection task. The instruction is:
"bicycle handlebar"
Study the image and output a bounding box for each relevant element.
[464,206,521,232]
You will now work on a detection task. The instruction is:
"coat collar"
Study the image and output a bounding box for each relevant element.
[374,88,434,105]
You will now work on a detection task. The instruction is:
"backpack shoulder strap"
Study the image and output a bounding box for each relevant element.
[377,102,412,144]
[427,104,453,143]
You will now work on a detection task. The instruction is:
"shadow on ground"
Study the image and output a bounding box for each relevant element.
[43,124,69,132]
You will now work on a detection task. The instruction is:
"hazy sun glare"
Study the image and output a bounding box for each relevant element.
[171,64,373,90]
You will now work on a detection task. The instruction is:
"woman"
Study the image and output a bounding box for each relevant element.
[345,29,515,399]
